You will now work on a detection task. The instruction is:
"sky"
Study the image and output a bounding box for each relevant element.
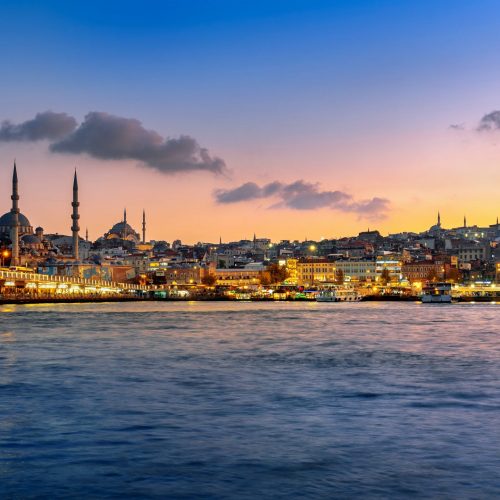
[0,0,499,243]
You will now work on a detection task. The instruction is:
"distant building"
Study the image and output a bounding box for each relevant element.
[104,209,141,243]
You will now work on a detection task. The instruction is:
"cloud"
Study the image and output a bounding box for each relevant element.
[215,180,390,219]
[0,110,226,175]
[0,111,77,142]
[477,110,500,131]
[449,123,465,131]
[50,112,226,174]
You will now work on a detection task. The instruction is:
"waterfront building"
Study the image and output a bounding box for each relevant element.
[296,258,337,286]
[402,261,445,283]
[215,266,264,287]
[335,260,377,282]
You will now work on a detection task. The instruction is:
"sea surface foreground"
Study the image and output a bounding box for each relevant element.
[0,302,499,498]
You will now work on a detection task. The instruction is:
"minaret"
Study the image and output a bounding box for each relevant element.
[142,209,146,244]
[437,211,441,227]
[71,170,80,260]
[464,215,467,228]
[10,162,20,266]
[85,228,88,242]
[122,208,127,239]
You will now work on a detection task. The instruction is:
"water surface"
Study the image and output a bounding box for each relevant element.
[0,302,499,498]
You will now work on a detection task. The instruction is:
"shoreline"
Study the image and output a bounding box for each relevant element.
[0,296,497,305]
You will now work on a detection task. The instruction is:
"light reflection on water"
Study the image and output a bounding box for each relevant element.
[0,302,499,498]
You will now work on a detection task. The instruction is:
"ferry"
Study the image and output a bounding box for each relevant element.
[421,283,452,304]
[316,286,362,302]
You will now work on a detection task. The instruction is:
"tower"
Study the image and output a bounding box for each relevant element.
[142,209,146,244]
[71,170,80,260]
[85,228,88,242]
[464,215,467,228]
[122,208,127,239]
[10,162,20,266]
[437,211,441,227]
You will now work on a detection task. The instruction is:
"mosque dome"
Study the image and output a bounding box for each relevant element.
[109,221,136,235]
[21,234,41,245]
[0,211,31,228]
[0,211,33,236]
[105,214,140,243]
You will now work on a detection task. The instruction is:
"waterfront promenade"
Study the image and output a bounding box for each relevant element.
[1,268,499,304]
[0,268,148,302]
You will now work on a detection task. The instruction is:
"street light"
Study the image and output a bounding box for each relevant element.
[1,249,10,267]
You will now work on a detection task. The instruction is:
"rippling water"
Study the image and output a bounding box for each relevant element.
[0,302,499,498]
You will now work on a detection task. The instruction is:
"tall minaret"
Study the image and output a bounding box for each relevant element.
[122,208,127,239]
[85,228,89,242]
[142,209,146,244]
[437,211,441,227]
[71,170,80,260]
[464,215,467,228]
[10,162,20,266]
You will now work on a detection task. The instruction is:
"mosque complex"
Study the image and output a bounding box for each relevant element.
[0,162,149,271]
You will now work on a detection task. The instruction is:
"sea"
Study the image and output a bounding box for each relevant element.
[0,301,499,499]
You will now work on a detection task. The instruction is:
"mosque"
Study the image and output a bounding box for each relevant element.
[0,163,81,266]
[0,162,149,267]
[104,209,143,244]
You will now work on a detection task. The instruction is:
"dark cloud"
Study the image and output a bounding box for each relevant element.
[0,111,77,142]
[477,110,500,131]
[50,112,226,174]
[449,123,465,131]
[215,182,263,203]
[215,180,390,219]
[280,180,351,210]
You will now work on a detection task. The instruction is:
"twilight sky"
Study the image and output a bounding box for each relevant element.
[0,0,499,243]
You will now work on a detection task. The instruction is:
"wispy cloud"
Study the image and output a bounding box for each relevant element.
[0,111,226,175]
[215,180,390,219]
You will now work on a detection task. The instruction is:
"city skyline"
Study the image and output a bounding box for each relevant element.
[1,1,500,241]
[0,161,497,244]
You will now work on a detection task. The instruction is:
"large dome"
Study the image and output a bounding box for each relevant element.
[110,221,136,235]
[106,219,140,242]
[0,211,31,228]
[0,211,33,237]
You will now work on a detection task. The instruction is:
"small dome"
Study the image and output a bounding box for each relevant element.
[21,234,41,244]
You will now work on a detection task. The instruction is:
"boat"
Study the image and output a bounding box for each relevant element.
[316,286,362,302]
[421,283,452,303]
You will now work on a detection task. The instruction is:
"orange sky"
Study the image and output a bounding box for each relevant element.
[1,127,498,243]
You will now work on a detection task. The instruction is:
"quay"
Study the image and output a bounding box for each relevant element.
[1,268,499,305]
[0,268,148,303]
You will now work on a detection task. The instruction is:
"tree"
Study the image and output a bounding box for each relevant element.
[426,268,438,283]
[335,268,344,285]
[201,274,216,286]
[446,267,460,283]
[380,268,391,286]
[266,263,289,284]
[259,271,271,286]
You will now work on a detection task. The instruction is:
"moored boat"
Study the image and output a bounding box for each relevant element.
[316,286,362,302]
[421,283,452,303]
